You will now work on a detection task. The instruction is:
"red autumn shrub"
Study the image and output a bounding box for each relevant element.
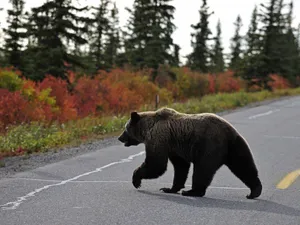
[215,71,244,93]
[73,75,109,118]
[268,74,291,90]
[37,75,77,122]
[100,68,172,111]
[105,83,143,114]
[208,74,216,94]
[0,89,29,132]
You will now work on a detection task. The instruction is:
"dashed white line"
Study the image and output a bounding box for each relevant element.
[248,109,280,120]
[0,151,145,210]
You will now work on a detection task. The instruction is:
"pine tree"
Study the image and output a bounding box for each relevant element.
[124,0,151,69]
[279,1,299,80]
[171,43,180,67]
[3,0,27,70]
[229,15,243,72]
[245,6,259,56]
[144,0,176,79]
[258,0,287,89]
[210,19,224,73]
[125,0,177,80]
[26,0,92,80]
[103,2,120,70]
[242,5,263,88]
[187,0,213,73]
[297,24,300,78]
[89,0,111,72]
[0,7,5,66]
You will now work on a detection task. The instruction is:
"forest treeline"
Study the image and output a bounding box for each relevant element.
[0,0,300,89]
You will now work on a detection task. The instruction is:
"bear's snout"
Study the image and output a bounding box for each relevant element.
[118,131,128,143]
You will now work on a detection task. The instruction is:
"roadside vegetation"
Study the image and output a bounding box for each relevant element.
[1,66,300,159]
[1,0,300,160]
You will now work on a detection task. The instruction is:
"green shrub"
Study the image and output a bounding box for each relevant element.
[0,70,23,91]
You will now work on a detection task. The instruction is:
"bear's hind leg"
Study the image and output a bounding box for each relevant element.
[226,159,262,199]
[181,159,223,197]
[226,135,262,199]
[160,153,190,194]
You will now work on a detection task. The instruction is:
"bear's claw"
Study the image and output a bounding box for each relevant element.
[132,178,141,189]
[246,183,262,199]
[160,187,179,194]
[181,189,206,197]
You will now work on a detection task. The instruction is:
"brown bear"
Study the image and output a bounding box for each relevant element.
[118,107,262,199]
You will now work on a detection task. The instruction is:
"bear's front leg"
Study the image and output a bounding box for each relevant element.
[132,149,168,189]
[132,163,145,189]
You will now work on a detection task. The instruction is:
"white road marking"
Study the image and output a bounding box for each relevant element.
[264,135,300,140]
[248,109,280,120]
[0,151,145,210]
[10,177,249,190]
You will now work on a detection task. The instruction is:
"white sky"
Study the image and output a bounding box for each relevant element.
[0,0,300,64]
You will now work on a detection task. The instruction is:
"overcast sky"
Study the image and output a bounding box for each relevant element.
[0,0,299,63]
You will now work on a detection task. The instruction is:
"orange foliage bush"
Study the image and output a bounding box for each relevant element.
[73,75,109,118]
[0,66,295,133]
[214,70,245,93]
[0,89,28,131]
[268,74,291,89]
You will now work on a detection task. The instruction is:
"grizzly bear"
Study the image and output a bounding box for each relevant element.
[118,107,262,199]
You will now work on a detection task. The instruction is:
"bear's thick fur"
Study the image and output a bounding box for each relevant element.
[118,107,262,199]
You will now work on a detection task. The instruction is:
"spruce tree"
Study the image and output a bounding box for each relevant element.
[26,0,92,80]
[210,19,224,73]
[171,44,180,67]
[0,8,5,66]
[229,15,243,72]
[187,0,213,73]
[125,0,177,80]
[242,5,263,88]
[279,1,299,80]
[124,0,151,69]
[89,0,111,72]
[3,0,27,70]
[103,2,120,70]
[144,0,176,79]
[258,0,287,89]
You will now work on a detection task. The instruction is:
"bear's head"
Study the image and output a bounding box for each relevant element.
[118,111,144,147]
[118,108,175,147]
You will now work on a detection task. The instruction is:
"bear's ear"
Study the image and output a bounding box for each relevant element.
[130,111,140,123]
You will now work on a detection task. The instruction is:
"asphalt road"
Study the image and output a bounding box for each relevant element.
[1,96,300,225]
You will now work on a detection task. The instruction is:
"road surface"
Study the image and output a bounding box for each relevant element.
[1,96,300,225]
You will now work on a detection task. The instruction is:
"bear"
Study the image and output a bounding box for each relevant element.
[118,107,262,199]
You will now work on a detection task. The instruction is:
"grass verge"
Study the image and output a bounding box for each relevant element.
[1,88,300,159]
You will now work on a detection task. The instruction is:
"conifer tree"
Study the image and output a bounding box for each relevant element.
[0,8,5,66]
[103,2,120,70]
[229,15,243,72]
[124,0,151,69]
[89,0,111,72]
[279,1,299,80]
[26,0,92,80]
[210,19,224,73]
[187,0,213,73]
[3,0,27,70]
[242,5,263,87]
[258,0,287,89]
[125,0,177,80]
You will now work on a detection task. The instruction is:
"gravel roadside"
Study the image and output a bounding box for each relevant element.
[0,95,294,180]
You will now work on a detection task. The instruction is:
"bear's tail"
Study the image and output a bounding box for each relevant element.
[226,135,262,199]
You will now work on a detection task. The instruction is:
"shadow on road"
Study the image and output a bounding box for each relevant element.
[138,190,300,217]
